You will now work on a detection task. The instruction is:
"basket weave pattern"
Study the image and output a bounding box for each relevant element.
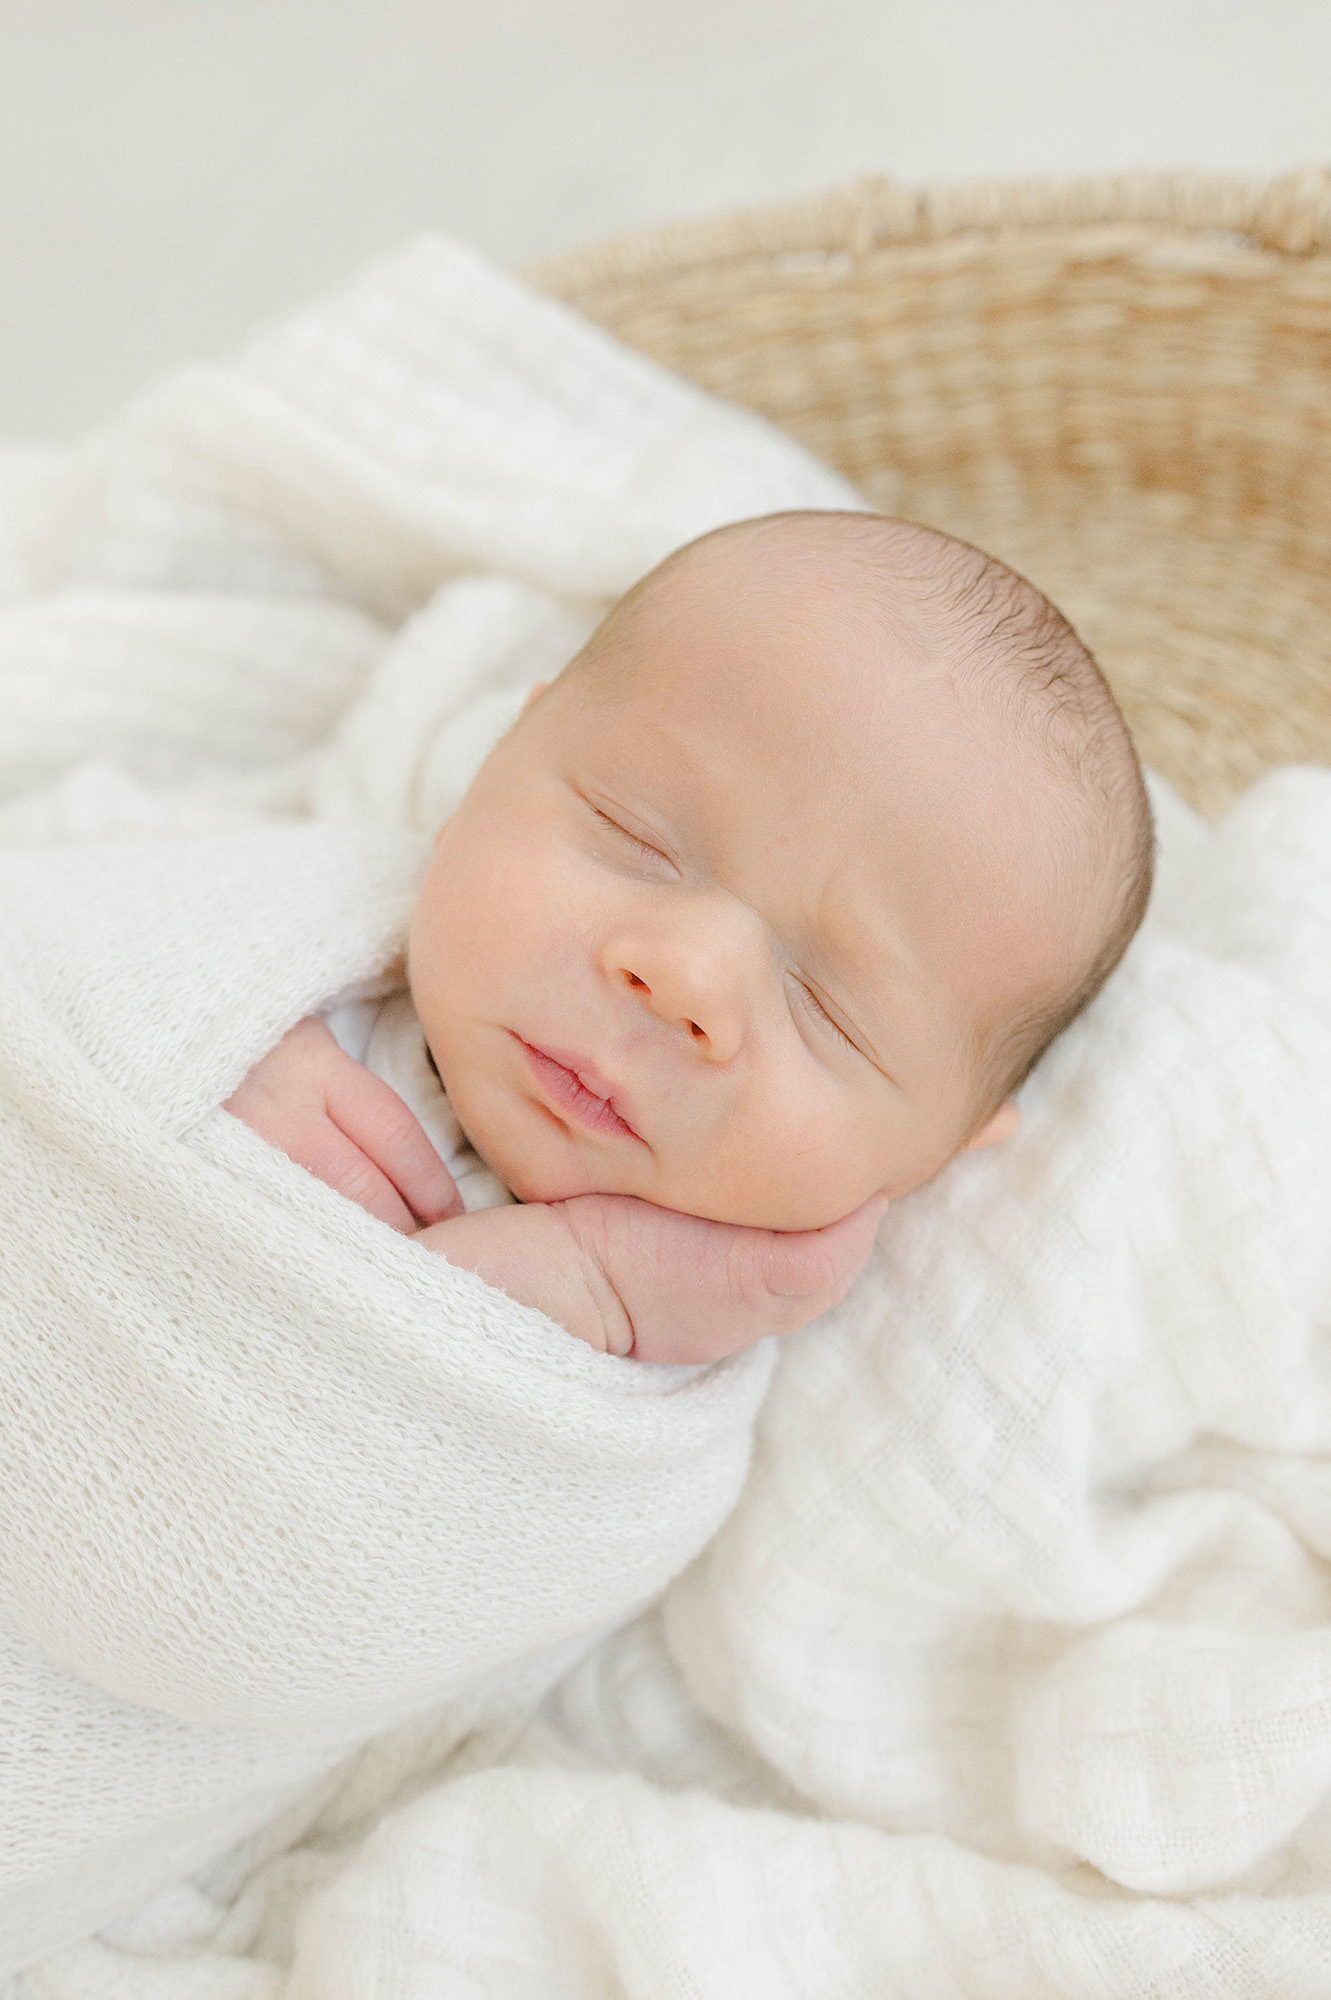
[534,170,1331,814]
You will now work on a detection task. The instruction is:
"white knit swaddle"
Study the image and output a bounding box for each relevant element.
[0,822,781,1965]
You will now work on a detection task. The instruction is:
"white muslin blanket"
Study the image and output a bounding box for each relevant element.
[3,238,1331,1999]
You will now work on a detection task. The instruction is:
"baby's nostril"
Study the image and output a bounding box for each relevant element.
[688,1021,705,1041]
[626,972,649,992]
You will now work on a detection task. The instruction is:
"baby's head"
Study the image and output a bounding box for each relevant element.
[409,512,1152,1230]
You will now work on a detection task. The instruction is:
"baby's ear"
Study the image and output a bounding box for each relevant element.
[960,1099,1020,1156]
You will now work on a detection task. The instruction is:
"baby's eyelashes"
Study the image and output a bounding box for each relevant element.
[596,811,663,861]
[790,975,860,1053]
[583,796,678,872]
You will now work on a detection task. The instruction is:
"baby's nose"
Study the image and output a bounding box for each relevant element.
[612,950,745,1064]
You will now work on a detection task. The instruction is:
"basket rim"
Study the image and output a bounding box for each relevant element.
[529,164,1331,297]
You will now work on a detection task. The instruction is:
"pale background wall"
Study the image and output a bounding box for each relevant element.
[3,0,1329,439]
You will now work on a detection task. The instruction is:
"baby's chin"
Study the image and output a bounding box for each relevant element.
[448,1101,614,1209]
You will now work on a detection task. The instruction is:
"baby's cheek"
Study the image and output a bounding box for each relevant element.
[753,1091,899,1229]
[668,1093,855,1232]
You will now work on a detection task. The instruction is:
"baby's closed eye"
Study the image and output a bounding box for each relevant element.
[581,795,682,876]
[594,808,661,861]
[789,976,860,1052]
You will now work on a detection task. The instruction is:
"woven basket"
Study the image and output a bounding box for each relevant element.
[533,168,1331,816]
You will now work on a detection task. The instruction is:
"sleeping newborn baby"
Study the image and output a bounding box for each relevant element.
[227,511,1153,1361]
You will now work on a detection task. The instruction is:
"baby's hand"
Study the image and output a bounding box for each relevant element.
[555,1192,888,1362]
[418,1191,886,1362]
[228,1022,883,1359]
[224,1017,464,1233]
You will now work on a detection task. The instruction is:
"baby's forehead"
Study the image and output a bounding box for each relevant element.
[636,515,921,627]
[621,517,1121,825]
[576,575,1060,916]
[600,526,951,718]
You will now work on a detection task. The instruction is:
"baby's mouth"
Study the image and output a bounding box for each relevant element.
[513,1035,644,1143]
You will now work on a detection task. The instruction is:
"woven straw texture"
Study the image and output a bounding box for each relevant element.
[533,168,1331,815]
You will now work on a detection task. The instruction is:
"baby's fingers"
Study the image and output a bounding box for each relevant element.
[323,1061,463,1227]
[299,1118,422,1234]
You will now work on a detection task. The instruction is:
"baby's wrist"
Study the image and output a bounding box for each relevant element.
[415,1200,634,1357]
[539,1199,635,1357]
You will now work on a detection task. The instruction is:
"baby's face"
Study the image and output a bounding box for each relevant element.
[409,535,1064,1230]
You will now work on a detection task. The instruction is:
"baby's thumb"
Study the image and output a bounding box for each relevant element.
[758,1194,888,1301]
